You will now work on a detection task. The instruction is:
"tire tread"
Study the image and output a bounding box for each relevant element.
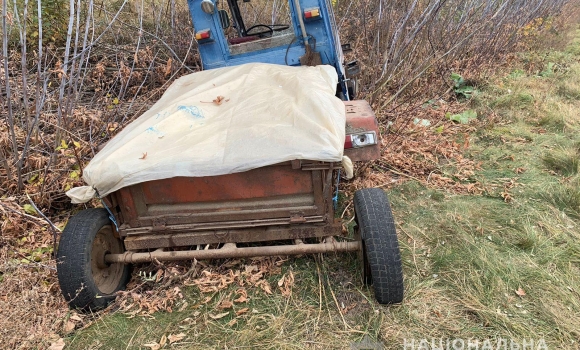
[354,188,404,304]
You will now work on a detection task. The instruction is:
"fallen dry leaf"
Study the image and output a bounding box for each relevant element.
[501,191,512,202]
[107,122,119,132]
[515,287,526,297]
[234,288,249,303]
[159,334,167,348]
[139,152,147,160]
[278,273,286,287]
[213,96,226,105]
[209,312,229,319]
[236,307,250,316]
[275,258,289,266]
[155,269,164,283]
[69,314,82,322]
[245,265,258,273]
[279,271,295,297]
[64,320,75,333]
[168,333,186,344]
[200,95,227,106]
[256,280,272,294]
[48,338,65,350]
[218,300,234,309]
[463,133,470,149]
[143,343,160,350]
[234,295,248,303]
[343,302,358,313]
[164,57,173,77]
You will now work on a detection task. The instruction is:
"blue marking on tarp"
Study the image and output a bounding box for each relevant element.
[146,126,157,133]
[145,126,164,137]
[155,111,169,119]
[178,105,204,119]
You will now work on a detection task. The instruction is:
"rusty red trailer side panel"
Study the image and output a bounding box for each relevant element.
[111,162,336,238]
[140,164,313,204]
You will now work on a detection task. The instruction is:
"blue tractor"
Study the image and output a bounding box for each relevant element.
[186,0,359,99]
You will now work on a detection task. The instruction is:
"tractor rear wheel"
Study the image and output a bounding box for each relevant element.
[56,208,131,311]
[354,188,404,304]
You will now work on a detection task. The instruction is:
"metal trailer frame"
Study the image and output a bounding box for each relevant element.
[100,100,379,264]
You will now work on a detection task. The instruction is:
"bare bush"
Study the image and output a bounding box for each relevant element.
[1,0,197,212]
[336,0,573,110]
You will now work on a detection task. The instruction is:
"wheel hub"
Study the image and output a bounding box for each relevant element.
[91,226,125,295]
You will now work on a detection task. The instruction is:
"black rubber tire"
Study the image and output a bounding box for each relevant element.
[354,188,404,304]
[56,208,131,311]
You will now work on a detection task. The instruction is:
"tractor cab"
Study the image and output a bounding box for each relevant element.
[186,0,358,98]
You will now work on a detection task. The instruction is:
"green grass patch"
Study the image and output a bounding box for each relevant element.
[543,179,580,220]
[542,147,579,176]
[491,92,534,110]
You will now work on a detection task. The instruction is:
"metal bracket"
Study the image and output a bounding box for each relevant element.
[152,218,167,231]
[290,213,306,224]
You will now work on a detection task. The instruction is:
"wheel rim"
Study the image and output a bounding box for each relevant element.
[355,227,372,285]
[91,225,125,295]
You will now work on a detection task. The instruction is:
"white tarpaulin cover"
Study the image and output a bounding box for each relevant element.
[67,63,350,203]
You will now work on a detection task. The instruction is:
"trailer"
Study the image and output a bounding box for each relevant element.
[57,0,403,311]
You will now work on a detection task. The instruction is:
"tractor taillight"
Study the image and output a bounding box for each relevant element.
[195,29,211,41]
[344,131,377,149]
[304,8,320,19]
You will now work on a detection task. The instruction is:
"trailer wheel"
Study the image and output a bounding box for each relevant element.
[57,208,131,311]
[354,188,404,304]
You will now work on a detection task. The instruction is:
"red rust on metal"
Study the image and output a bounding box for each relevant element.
[289,214,306,223]
[108,162,338,239]
[106,240,360,263]
[343,100,381,162]
[122,215,327,237]
[107,163,334,235]
[140,164,313,205]
[123,222,342,250]
[116,188,139,227]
